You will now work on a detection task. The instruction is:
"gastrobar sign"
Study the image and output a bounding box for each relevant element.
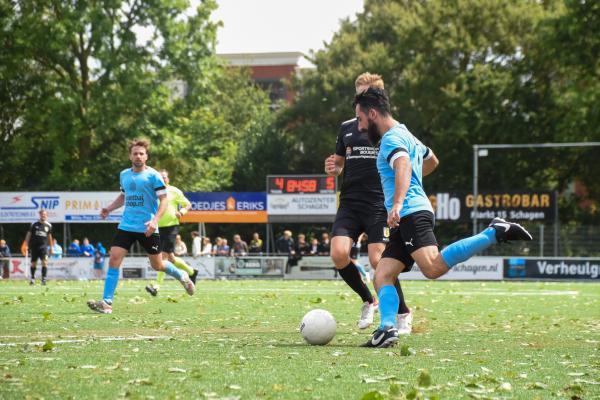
[0,192,122,223]
[429,191,555,221]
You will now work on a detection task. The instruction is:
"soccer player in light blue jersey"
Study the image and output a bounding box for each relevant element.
[87,139,195,314]
[353,88,532,347]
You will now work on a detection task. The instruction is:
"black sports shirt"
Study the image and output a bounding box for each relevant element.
[29,221,52,248]
[335,118,385,205]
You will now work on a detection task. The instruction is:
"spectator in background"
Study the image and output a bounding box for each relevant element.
[174,234,187,256]
[249,232,263,254]
[295,234,310,256]
[318,232,331,255]
[309,238,320,255]
[217,238,230,256]
[93,242,107,278]
[81,237,95,257]
[276,230,295,255]
[191,231,202,258]
[67,239,81,256]
[50,239,63,259]
[200,237,212,257]
[0,239,10,279]
[212,237,223,256]
[231,234,249,257]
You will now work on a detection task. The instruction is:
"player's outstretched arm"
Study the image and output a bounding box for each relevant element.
[176,191,192,219]
[423,149,439,177]
[22,231,31,256]
[144,194,167,237]
[324,155,345,176]
[101,193,125,219]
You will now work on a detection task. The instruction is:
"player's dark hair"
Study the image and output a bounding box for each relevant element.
[128,138,150,154]
[353,87,391,117]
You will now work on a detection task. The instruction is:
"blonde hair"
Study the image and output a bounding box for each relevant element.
[355,72,384,90]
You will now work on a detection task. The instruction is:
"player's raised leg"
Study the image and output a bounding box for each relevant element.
[148,252,194,295]
[411,218,532,280]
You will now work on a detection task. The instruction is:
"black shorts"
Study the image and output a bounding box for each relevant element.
[381,210,438,271]
[111,229,161,255]
[332,201,389,244]
[31,246,48,263]
[159,225,178,254]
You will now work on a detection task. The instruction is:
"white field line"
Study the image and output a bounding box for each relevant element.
[0,335,171,347]
[0,287,587,296]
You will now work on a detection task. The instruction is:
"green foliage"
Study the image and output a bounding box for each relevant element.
[282,0,599,220]
[0,0,273,192]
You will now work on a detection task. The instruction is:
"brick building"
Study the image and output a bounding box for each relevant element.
[219,52,310,106]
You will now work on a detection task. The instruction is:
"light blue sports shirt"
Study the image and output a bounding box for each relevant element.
[376,123,433,217]
[118,167,167,233]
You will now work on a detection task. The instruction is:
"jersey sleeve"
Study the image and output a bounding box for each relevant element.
[29,223,35,234]
[423,146,433,160]
[335,125,346,156]
[381,133,411,169]
[153,172,167,197]
[175,188,191,209]
[47,223,53,235]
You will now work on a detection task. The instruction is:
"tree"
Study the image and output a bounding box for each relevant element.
[0,0,273,192]
[282,0,561,194]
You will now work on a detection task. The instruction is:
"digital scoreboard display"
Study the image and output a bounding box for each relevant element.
[267,175,336,194]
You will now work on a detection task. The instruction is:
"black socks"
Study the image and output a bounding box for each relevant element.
[394,278,410,314]
[338,262,373,304]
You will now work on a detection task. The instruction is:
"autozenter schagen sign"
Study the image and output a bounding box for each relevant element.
[428,191,555,221]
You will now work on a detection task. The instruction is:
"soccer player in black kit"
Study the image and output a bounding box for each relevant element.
[324,73,412,333]
[22,209,53,285]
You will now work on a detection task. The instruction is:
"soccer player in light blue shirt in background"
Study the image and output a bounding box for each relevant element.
[87,138,195,314]
[353,88,533,348]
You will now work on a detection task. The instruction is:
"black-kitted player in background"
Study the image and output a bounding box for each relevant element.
[324,72,412,333]
[23,209,53,285]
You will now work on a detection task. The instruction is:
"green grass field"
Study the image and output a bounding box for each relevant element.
[1,279,599,399]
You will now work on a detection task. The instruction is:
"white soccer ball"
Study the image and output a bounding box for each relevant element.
[300,309,336,345]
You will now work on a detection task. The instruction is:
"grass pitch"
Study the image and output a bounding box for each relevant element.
[1,279,599,399]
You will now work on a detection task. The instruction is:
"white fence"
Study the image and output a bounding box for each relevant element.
[2,255,598,281]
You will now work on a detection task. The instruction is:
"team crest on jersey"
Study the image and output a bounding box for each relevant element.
[346,146,352,156]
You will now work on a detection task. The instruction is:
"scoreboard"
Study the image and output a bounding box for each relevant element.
[266,175,338,220]
[267,175,336,194]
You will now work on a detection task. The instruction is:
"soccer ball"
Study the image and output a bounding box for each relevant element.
[300,309,336,345]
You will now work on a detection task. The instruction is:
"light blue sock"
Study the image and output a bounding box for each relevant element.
[102,267,120,304]
[163,261,184,281]
[355,262,367,278]
[378,285,399,329]
[441,227,497,268]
